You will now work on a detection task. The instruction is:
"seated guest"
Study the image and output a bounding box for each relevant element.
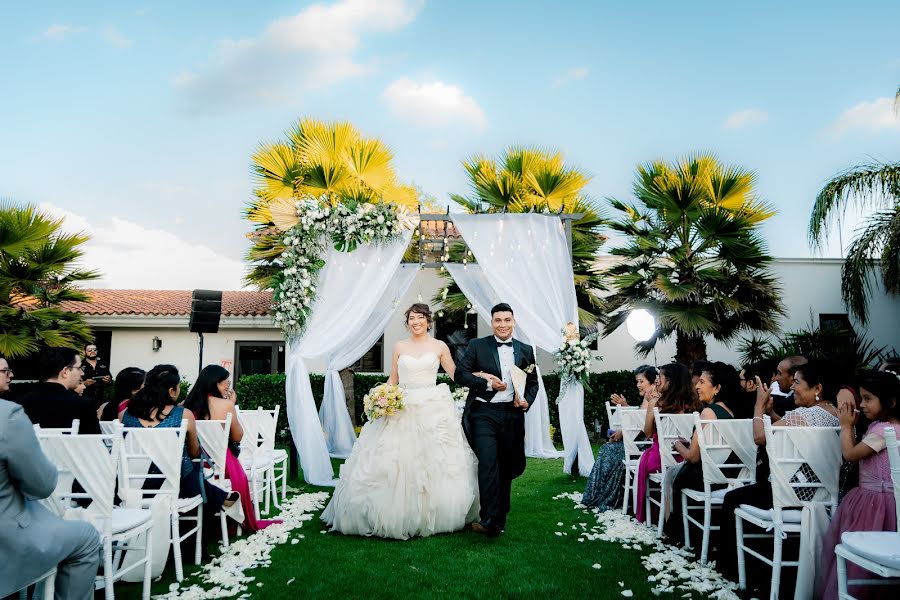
[184,365,279,531]
[20,347,100,434]
[664,361,741,544]
[121,365,236,510]
[0,355,102,600]
[770,355,808,415]
[819,370,900,600]
[582,365,657,511]
[635,363,699,523]
[98,367,146,421]
[716,359,840,584]
[690,360,713,404]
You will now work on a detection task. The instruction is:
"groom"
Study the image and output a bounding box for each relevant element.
[456,303,539,537]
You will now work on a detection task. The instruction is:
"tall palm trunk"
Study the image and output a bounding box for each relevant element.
[674,332,707,366]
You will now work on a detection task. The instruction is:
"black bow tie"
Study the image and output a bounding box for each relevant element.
[495,340,512,348]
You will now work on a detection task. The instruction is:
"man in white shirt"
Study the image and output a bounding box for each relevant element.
[456,303,539,537]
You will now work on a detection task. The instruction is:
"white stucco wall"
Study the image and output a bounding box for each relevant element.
[88,258,900,381]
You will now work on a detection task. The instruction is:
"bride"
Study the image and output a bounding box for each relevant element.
[321,303,479,539]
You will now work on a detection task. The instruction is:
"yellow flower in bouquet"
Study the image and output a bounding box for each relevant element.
[363,383,405,421]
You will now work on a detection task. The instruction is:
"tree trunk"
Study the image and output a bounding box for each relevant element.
[340,367,356,426]
[674,332,707,366]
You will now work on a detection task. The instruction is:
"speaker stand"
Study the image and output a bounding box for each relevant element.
[197,331,205,375]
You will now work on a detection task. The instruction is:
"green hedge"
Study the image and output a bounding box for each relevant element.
[235,370,639,441]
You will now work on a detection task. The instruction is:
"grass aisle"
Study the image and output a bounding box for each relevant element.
[119,456,723,599]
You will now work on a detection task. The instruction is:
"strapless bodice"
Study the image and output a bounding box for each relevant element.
[398,352,439,390]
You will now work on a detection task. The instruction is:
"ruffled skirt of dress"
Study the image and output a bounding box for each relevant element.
[321,383,479,539]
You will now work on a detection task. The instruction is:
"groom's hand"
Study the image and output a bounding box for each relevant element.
[487,375,507,392]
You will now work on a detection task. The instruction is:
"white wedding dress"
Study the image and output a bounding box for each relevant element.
[321,352,479,539]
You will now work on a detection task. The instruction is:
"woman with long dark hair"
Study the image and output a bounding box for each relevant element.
[183,365,279,532]
[121,365,235,509]
[582,365,657,510]
[634,363,698,523]
[98,367,145,421]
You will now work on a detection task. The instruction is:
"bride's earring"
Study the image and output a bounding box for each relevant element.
[815,392,820,402]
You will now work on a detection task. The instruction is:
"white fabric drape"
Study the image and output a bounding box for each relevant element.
[319,264,421,458]
[445,264,562,458]
[286,232,413,486]
[449,214,593,475]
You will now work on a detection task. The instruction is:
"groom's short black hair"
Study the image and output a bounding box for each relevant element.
[491,303,514,316]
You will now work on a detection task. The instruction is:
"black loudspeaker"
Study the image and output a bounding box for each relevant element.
[189,290,222,333]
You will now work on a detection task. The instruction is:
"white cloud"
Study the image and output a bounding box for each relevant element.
[175,0,422,111]
[34,24,86,42]
[382,78,487,131]
[39,203,247,290]
[828,97,900,137]
[102,26,133,48]
[724,108,769,129]
[553,66,589,87]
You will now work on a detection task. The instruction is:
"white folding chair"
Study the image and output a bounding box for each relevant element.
[36,424,153,600]
[646,410,696,535]
[237,407,276,519]
[620,409,652,515]
[735,417,841,598]
[195,414,244,546]
[119,422,202,582]
[257,405,289,507]
[835,426,900,599]
[681,416,756,563]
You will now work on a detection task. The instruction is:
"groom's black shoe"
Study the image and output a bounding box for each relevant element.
[471,522,502,538]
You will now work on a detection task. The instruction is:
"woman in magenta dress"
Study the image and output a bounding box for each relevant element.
[184,365,280,532]
[819,370,900,600]
[634,363,698,523]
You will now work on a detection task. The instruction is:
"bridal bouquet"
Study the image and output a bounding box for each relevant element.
[363,383,405,421]
[553,322,600,390]
[451,387,468,417]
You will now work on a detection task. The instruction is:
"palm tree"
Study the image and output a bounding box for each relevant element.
[438,146,606,326]
[807,87,900,324]
[0,202,99,358]
[602,154,784,365]
[245,118,419,290]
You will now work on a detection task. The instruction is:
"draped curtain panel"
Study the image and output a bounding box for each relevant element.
[445,263,562,459]
[286,232,413,485]
[319,264,421,458]
[449,214,594,475]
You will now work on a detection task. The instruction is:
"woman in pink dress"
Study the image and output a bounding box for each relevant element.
[184,365,280,532]
[634,363,699,523]
[819,370,900,600]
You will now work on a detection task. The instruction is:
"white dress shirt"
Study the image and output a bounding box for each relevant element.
[479,337,515,403]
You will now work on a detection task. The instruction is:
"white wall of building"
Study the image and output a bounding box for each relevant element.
[90,258,900,382]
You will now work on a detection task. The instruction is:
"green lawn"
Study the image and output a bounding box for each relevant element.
[112,455,714,599]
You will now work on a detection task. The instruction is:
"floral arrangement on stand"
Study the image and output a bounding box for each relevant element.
[259,195,418,336]
[363,383,405,421]
[553,322,600,392]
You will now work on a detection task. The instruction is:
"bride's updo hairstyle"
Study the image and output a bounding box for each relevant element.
[404,303,433,331]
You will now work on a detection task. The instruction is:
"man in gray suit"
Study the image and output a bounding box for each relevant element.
[0,355,101,599]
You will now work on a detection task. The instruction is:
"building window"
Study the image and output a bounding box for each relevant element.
[435,312,478,369]
[234,341,285,381]
[351,336,384,372]
[819,313,853,334]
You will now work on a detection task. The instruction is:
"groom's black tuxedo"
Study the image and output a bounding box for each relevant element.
[456,335,539,532]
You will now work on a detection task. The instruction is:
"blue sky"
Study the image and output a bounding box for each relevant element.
[1,0,898,289]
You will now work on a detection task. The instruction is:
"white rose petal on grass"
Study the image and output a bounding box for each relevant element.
[622,591,633,598]
[592,563,601,569]
[618,581,624,587]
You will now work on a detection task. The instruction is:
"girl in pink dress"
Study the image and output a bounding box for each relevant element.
[184,365,281,532]
[635,363,698,523]
[819,370,900,600]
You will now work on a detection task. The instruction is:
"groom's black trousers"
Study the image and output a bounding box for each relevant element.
[467,400,526,529]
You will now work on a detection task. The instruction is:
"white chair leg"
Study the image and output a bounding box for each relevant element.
[172,511,184,582]
[104,538,115,600]
[681,492,691,549]
[657,486,666,537]
[220,510,230,548]
[736,516,747,590]
[195,503,203,564]
[252,472,262,520]
[645,491,651,526]
[281,462,288,503]
[142,530,153,600]
[700,501,711,564]
[836,549,851,600]
[43,569,55,600]
[771,528,783,600]
[622,469,631,514]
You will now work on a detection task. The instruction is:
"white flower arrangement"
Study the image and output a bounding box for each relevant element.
[271,197,417,336]
[553,322,600,389]
[451,386,468,416]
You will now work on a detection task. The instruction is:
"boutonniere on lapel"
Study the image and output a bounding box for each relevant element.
[522,363,536,374]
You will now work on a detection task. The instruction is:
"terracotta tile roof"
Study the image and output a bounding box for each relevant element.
[59,289,273,317]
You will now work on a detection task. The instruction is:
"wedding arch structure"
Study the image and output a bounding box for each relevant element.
[279,208,595,486]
